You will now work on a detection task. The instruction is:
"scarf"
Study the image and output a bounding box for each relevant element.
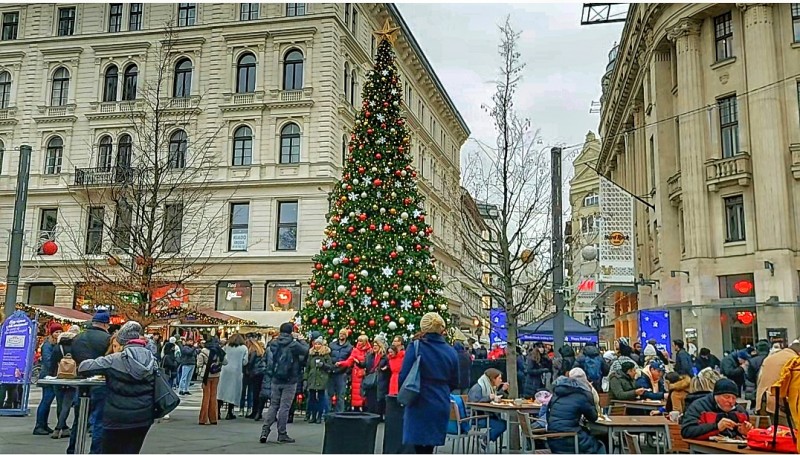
[478,374,496,399]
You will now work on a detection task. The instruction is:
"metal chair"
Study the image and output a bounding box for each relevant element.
[446,400,490,454]
[623,431,643,454]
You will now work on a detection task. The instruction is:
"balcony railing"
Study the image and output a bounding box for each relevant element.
[667,171,682,203]
[38,104,76,117]
[0,107,17,120]
[705,152,752,192]
[167,96,200,110]
[74,167,136,186]
[281,90,303,102]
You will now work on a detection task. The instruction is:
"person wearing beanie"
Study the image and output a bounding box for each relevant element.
[260,324,308,443]
[608,360,646,402]
[33,322,64,435]
[304,337,332,424]
[326,327,353,413]
[399,312,459,454]
[544,368,605,454]
[77,321,158,454]
[680,378,751,441]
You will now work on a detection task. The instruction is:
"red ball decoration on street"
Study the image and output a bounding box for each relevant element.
[331,242,338,248]
[40,240,58,256]
[373,178,382,187]
[395,170,402,177]
[371,300,379,307]
[389,251,398,259]
[368,319,376,327]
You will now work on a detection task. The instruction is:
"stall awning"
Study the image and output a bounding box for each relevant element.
[31,305,92,323]
[217,311,294,328]
[518,312,599,343]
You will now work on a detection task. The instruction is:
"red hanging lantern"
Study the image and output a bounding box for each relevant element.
[41,240,58,256]
[736,311,754,325]
[733,280,754,295]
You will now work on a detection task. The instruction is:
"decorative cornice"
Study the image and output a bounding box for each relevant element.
[91,41,151,57]
[221,30,270,43]
[667,18,702,42]
[736,3,770,12]
[0,51,25,62]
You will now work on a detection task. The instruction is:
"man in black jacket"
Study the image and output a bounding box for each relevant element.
[326,328,353,413]
[680,379,752,440]
[260,323,309,444]
[673,339,695,377]
[720,350,748,396]
[178,339,198,396]
[694,348,721,372]
[67,310,111,455]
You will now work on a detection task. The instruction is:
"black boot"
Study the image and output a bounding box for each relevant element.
[225,403,236,420]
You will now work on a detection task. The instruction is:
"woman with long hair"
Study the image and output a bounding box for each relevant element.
[524,343,551,398]
[217,333,248,420]
[364,337,389,419]
[197,337,226,425]
[244,334,266,419]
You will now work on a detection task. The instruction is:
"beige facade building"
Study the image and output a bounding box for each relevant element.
[0,3,469,326]
[599,3,800,354]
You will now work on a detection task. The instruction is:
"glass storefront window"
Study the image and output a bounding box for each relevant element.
[266,282,301,312]
[718,273,755,298]
[216,281,252,311]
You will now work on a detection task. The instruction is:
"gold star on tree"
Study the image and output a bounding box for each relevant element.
[373,19,401,45]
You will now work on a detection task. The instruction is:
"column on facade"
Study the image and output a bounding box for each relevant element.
[667,18,709,259]
[740,4,792,250]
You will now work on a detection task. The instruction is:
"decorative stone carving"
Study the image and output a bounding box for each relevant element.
[719,73,730,85]
[666,17,702,42]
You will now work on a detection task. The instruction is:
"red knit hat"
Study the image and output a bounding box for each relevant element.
[48,322,63,335]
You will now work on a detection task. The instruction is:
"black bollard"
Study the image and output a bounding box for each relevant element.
[382,396,415,454]
[322,411,381,454]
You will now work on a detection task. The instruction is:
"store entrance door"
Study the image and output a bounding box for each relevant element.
[721,307,758,353]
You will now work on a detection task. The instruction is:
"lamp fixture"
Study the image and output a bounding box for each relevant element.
[670,270,690,282]
[764,261,775,276]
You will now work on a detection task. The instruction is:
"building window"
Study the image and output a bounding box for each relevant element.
[343,61,349,100]
[286,3,305,17]
[168,130,187,169]
[38,208,58,254]
[28,283,56,306]
[108,4,123,32]
[229,202,249,251]
[351,6,357,33]
[216,281,252,311]
[0,71,11,108]
[113,200,132,251]
[240,3,259,20]
[122,64,138,100]
[279,123,301,164]
[581,215,596,234]
[117,134,132,168]
[177,3,196,26]
[0,139,4,174]
[173,58,192,98]
[277,201,298,251]
[718,95,739,158]
[129,3,143,31]
[583,192,598,207]
[236,53,256,93]
[51,67,70,106]
[283,49,303,91]
[58,7,76,36]
[349,69,356,105]
[103,65,118,102]
[98,135,113,171]
[371,36,376,58]
[344,3,350,26]
[163,203,183,253]
[341,134,347,166]
[2,12,18,40]
[714,12,733,61]
[793,4,800,42]
[719,273,755,298]
[266,282,301,312]
[724,195,745,242]
[85,207,105,254]
[232,125,253,166]
[45,137,63,175]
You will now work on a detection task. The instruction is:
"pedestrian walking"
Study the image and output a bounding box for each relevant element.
[326,328,353,413]
[50,325,81,439]
[78,321,157,454]
[161,341,179,390]
[260,323,308,444]
[245,334,267,419]
[197,337,226,425]
[178,338,198,395]
[33,322,63,436]
[304,337,332,423]
[217,333,247,420]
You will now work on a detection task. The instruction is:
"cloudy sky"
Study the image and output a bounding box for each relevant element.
[396,3,624,166]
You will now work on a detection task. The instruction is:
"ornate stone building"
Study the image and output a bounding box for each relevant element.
[0,3,469,326]
[599,4,800,354]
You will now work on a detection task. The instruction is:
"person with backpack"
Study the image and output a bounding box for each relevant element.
[161,341,179,391]
[575,342,608,394]
[245,334,267,419]
[197,337,226,425]
[49,325,80,439]
[260,323,308,444]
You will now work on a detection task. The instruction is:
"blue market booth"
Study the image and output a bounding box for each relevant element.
[518,313,599,343]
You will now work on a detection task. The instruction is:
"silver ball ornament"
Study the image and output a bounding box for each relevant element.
[337,285,346,293]
[403,285,411,292]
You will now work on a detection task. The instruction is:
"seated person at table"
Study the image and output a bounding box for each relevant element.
[546,373,606,454]
[636,360,667,401]
[665,371,692,413]
[680,378,752,441]
[684,367,723,410]
[468,368,508,444]
[608,361,646,401]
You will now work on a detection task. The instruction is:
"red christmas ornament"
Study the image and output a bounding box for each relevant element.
[389,251,398,259]
[358,166,365,174]
[373,178,382,187]
[369,224,376,231]
[383,102,389,107]
[398,146,404,152]
[328,328,335,335]
[40,240,58,256]
[358,213,367,222]
[371,300,379,307]
[383,224,392,232]
[310,282,317,289]
[390,300,397,306]
[384,315,391,321]
[348,226,355,233]
[348,273,356,281]
[368,319,376,327]
[419,215,425,222]
[350,290,358,297]
[342,257,350,265]
[375,153,382,160]
[331,242,338,248]
[346,185,352,191]
[365,111,371,117]
[338,299,345,306]
[416,245,422,251]
[392,284,399,290]
[315,263,323,270]
[395,170,402,177]
[321,318,329,326]
[367,128,374,134]
[311,318,318,325]
[412,171,417,178]
[349,319,357,326]
[403,197,412,205]
[413,300,421,308]
[353,256,361,264]
[333,273,340,280]
[365,287,373,294]
[410,225,419,234]
[397,269,404,276]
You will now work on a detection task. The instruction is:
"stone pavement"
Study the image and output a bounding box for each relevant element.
[0,384,390,454]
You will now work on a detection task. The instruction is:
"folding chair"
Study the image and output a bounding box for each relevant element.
[623,431,642,454]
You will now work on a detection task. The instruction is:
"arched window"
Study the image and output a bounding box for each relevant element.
[122,64,138,101]
[0,72,10,109]
[45,137,64,175]
[51,67,70,106]
[168,130,187,169]
[98,136,113,171]
[283,49,303,91]
[232,126,253,166]
[236,53,256,94]
[349,69,356,105]
[279,123,300,164]
[117,134,132,168]
[103,66,118,102]
[584,192,598,207]
[343,62,350,100]
[173,58,192,98]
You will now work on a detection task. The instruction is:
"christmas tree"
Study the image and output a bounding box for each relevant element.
[299,21,449,343]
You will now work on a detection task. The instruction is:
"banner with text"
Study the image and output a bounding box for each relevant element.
[489,308,507,347]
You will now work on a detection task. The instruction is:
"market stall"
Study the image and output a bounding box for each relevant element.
[518,312,599,343]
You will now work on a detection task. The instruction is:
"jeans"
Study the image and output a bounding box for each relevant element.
[179,365,195,394]
[173,366,182,388]
[326,374,347,413]
[477,416,507,442]
[240,375,252,410]
[262,383,296,436]
[56,387,75,430]
[102,426,150,454]
[307,389,325,420]
[36,385,57,429]
[66,386,106,454]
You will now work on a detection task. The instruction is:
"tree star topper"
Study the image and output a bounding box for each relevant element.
[373,19,401,45]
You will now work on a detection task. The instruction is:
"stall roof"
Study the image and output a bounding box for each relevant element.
[217,311,294,329]
[31,305,91,323]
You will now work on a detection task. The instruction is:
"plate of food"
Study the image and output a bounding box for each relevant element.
[709,436,746,444]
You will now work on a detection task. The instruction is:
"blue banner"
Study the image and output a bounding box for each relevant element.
[639,310,672,358]
[489,308,507,346]
[519,333,599,343]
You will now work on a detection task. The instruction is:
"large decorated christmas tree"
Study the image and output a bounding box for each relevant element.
[299,21,449,342]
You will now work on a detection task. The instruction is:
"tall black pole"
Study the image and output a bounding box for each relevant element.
[551,147,565,354]
[4,145,32,318]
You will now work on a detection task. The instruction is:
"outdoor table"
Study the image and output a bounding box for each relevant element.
[38,377,105,454]
[685,439,764,454]
[610,399,666,412]
[588,415,674,454]
[466,401,543,452]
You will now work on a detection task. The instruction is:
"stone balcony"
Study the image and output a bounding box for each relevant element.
[267,88,314,108]
[86,100,145,121]
[667,171,682,205]
[705,152,752,192]
[220,91,266,113]
[0,107,17,125]
[34,104,78,123]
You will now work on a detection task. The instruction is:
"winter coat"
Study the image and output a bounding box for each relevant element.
[694,354,721,372]
[523,355,550,397]
[668,375,691,413]
[50,334,77,380]
[746,340,771,384]
[609,355,638,377]
[720,352,745,394]
[260,348,274,400]
[304,347,332,391]
[774,356,800,454]
[684,391,710,411]
[197,345,226,382]
[180,345,198,366]
[756,347,799,413]
[70,326,111,366]
[364,351,390,403]
[554,345,576,376]
[674,348,694,377]
[329,339,354,375]
[488,347,505,360]
[338,342,371,408]
[217,344,247,404]
[575,345,608,393]
[161,347,179,376]
[608,370,639,401]
[635,367,666,400]
[400,333,459,447]
[39,338,57,379]
[455,348,472,391]
[78,342,156,430]
[546,376,604,454]
[267,333,309,385]
[387,350,405,395]
[680,392,748,440]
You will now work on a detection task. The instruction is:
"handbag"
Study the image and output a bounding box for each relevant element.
[747,385,798,453]
[398,340,422,406]
[57,346,77,379]
[153,367,180,418]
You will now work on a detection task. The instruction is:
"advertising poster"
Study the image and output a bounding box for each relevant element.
[489,308,507,347]
[638,309,672,357]
[0,312,36,384]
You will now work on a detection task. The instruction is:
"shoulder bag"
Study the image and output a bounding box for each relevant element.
[398,340,422,406]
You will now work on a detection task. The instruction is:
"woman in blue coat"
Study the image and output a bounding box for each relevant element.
[399,313,459,454]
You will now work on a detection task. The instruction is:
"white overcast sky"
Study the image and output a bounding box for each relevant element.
[395,3,624,166]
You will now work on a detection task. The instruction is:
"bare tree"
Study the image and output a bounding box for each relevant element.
[57,24,236,326]
[458,17,554,399]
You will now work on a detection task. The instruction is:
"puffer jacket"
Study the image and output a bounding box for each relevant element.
[39,338,57,379]
[608,370,639,401]
[546,376,604,454]
[668,375,691,412]
[267,333,309,385]
[329,339,353,374]
[575,344,608,392]
[680,392,748,440]
[523,354,550,398]
[746,340,771,384]
[338,342,371,407]
[387,350,405,395]
[304,346,332,390]
[70,326,111,366]
[774,356,800,454]
[260,348,274,400]
[78,341,156,430]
